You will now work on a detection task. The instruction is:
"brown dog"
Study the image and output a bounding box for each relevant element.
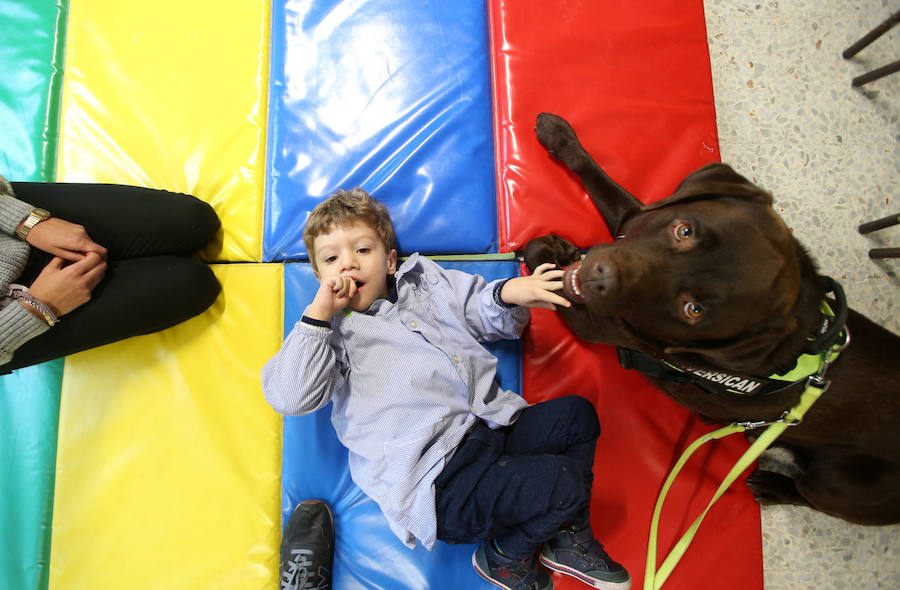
[524,112,900,525]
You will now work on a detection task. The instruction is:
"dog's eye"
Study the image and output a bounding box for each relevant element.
[683,301,703,319]
[673,223,693,241]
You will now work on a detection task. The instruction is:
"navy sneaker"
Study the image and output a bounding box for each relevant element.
[539,525,631,590]
[280,500,334,590]
[473,542,553,590]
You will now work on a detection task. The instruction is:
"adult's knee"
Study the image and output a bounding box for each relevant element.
[177,197,221,249]
[172,259,221,316]
[136,257,220,321]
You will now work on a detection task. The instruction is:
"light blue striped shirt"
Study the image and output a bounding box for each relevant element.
[262,253,530,550]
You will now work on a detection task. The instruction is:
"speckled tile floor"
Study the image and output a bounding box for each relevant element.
[704,1,899,588]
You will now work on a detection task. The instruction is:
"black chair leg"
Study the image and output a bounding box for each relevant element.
[842,10,900,59]
[852,59,900,87]
[869,248,900,260]
[858,213,900,235]
[859,214,900,259]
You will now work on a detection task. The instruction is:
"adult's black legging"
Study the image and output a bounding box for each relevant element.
[0,182,221,373]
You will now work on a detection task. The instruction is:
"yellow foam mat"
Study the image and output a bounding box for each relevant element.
[49,264,284,590]
[56,0,270,262]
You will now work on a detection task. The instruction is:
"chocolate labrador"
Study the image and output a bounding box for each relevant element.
[524,112,900,525]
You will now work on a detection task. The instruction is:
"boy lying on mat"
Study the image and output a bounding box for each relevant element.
[262,188,631,590]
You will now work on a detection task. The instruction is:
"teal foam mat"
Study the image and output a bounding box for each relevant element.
[0,2,68,589]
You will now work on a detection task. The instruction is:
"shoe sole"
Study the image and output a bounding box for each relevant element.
[473,548,523,590]
[539,555,631,590]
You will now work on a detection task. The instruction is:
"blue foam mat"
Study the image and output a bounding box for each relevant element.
[281,260,521,589]
[265,0,499,261]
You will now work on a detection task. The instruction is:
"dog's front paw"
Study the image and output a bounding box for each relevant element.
[746,470,806,507]
[535,113,581,161]
[523,234,581,272]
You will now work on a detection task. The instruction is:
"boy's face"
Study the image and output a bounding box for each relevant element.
[313,220,397,311]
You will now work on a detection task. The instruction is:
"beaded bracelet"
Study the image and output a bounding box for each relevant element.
[11,289,59,327]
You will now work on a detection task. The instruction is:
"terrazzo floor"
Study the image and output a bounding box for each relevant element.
[704,1,899,588]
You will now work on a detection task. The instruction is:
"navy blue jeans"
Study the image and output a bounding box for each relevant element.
[434,395,601,559]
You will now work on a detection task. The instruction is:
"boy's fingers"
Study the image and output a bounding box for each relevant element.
[335,277,349,298]
[533,262,559,275]
[544,280,564,291]
[336,276,357,300]
[542,291,571,308]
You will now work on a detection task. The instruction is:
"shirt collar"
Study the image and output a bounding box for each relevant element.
[353,253,419,315]
[394,252,420,282]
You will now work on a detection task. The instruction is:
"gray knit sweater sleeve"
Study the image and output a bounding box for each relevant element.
[0,174,50,366]
[0,174,34,234]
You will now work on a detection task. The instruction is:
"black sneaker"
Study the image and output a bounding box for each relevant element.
[473,542,554,590]
[539,525,631,590]
[280,500,334,590]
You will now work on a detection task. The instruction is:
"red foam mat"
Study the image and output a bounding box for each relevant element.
[523,310,763,590]
[491,0,722,252]
[491,1,763,588]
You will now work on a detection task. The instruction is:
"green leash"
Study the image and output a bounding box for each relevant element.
[643,333,847,590]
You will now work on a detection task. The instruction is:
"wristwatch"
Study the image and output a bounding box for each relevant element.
[16,208,51,240]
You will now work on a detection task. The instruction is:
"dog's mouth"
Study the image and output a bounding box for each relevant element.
[563,260,585,303]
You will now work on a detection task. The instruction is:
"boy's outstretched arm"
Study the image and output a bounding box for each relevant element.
[446,259,564,342]
[499,263,571,310]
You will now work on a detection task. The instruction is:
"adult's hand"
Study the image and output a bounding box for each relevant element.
[26,253,107,316]
[25,217,108,262]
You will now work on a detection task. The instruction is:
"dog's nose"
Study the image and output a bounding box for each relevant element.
[588,259,619,296]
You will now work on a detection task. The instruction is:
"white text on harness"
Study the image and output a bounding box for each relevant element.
[685,369,764,394]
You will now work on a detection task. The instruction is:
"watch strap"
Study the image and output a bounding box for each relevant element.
[16,208,51,240]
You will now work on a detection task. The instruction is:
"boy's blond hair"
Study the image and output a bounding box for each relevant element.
[303,188,397,272]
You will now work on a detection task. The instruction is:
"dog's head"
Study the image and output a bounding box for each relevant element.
[562,163,823,374]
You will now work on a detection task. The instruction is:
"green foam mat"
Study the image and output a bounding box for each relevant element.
[0,0,67,180]
[0,1,68,589]
[0,361,64,590]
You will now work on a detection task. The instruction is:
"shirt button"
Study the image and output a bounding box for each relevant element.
[452,354,461,364]
[409,320,418,330]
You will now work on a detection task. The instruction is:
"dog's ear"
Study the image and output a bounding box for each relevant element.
[642,163,773,212]
[664,315,798,375]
